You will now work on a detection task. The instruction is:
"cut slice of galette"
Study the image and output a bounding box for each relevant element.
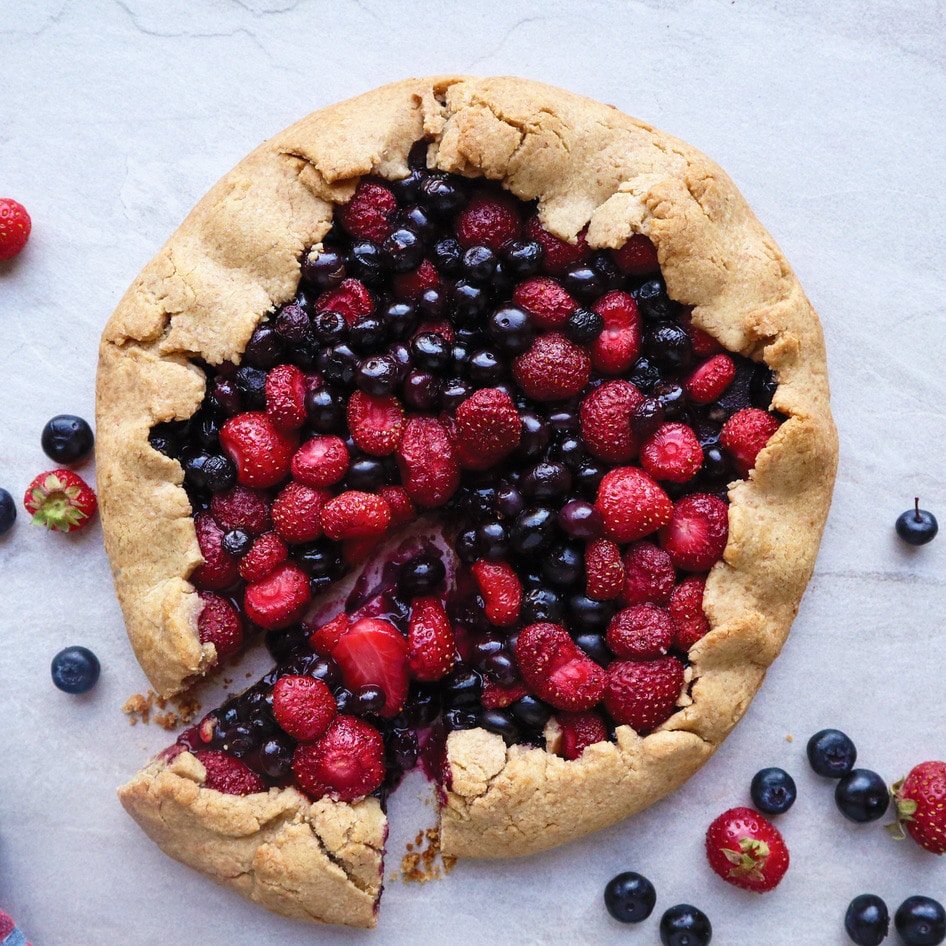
[97,76,837,928]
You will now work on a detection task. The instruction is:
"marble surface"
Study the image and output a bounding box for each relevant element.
[1,1,945,943]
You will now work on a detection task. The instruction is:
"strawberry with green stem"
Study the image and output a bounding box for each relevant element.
[24,469,97,533]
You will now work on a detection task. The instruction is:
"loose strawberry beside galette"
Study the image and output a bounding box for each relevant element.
[96,76,837,928]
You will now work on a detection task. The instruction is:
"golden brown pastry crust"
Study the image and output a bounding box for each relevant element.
[99,76,837,920]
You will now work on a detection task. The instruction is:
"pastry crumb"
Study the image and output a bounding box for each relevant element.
[786,734,794,742]
[395,828,456,884]
[123,690,201,729]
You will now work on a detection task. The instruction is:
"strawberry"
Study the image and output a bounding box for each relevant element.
[407,596,456,681]
[470,559,522,627]
[892,761,946,854]
[290,435,350,487]
[338,179,397,243]
[705,806,790,893]
[291,715,385,803]
[346,390,406,456]
[622,541,676,606]
[456,190,522,250]
[669,575,710,650]
[603,656,684,732]
[515,622,607,712]
[555,710,609,760]
[308,611,349,656]
[589,291,641,376]
[243,561,311,629]
[272,674,337,742]
[219,411,298,489]
[680,307,724,358]
[271,481,329,544]
[584,538,625,601]
[342,534,385,567]
[480,678,530,709]
[396,416,461,507]
[196,591,244,660]
[320,490,391,541]
[0,198,31,260]
[193,749,266,796]
[191,511,239,589]
[606,605,674,660]
[579,379,644,463]
[513,332,591,401]
[313,277,374,325]
[685,353,736,406]
[265,363,307,430]
[209,485,271,536]
[659,493,729,571]
[332,617,409,718]
[640,422,703,483]
[23,469,97,533]
[392,258,441,301]
[595,467,673,543]
[512,276,578,329]
[378,485,415,529]
[611,233,659,276]
[526,216,589,274]
[454,388,522,470]
[237,531,288,583]
[720,407,781,476]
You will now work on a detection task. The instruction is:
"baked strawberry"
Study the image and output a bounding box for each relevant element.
[308,612,349,656]
[290,435,350,487]
[396,416,460,507]
[640,422,703,483]
[196,591,244,660]
[265,363,307,430]
[579,379,644,463]
[219,411,298,489]
[470,559,522,627]
[346,391,406,456]
[243,562,311,629]
[0,197,31,260]
[892,761,946,854]
[603,656,684,732]
[606,605,674,660]
[555,710,609,761]
[23,469,97,533]
[526,216,589,274]
[669,575,710,650]
[291,715,385,803]
[378,485,415,529]
[271,481,329,544]
[209,485,271,536]
[237,531,289,583]
[705,806,790,893]
[480,678,530,709]
[407,596,456,682]
[332,617,409,718]
[513,332,591,402]
[454,388,522,470]
[584,538,625,601]
[191,511,239,589]
[611,233,659,276]
[679,308,724,358]
[456,190,522,250]
[338,179,397,243]
[622,541,676,606]
[193,749,266,796]
[272,674,337,742]
[595,467,673,543]
[515,622,607,712]
[320,490,391,541]
[685,353,735,405]
[392,258,441,301]
[313,277,374,324]
[512,277,578,329]
[590,291,641,376]
[720,407,781,476]
[659,493,729,571]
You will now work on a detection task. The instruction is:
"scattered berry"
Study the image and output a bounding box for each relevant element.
[895,896,946,946]
[51,645,101,694]
[659,904,713,946]
[0,197,31,260]
[807,728,857,778]
[603,870,657,923]
[835,769,890,823]
[0,488,16,536]
[40,414,95,465]
[705,805,790,893]
[845,894,890,946]
[891,761,946,853]
[604,656,684,732]
[750,767,797,815]
[896,499,939,546]
[194,749,266,795]
[24,469,98,533]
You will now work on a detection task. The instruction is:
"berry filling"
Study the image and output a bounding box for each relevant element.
[150,143,783,804]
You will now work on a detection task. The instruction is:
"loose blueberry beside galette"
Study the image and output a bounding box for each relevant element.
[96,76,837,928]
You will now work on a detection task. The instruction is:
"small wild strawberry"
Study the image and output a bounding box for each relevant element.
[24,469,97,533]
[0,198,31,260]
[891,761,946,854]
[705,806,790,893]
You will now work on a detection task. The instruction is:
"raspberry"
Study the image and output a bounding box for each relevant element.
[313,277,374,325]
[555,710,609,761]
[209,485,271,536]
[456,190,522,250]
[580,379,645,464]
[338,180,397,242]
[611,233,659,276]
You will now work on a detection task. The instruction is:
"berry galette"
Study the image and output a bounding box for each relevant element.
[96,77,837,927]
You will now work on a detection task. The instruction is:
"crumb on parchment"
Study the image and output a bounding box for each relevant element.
[123,690,201,730]
[395,828,457,884]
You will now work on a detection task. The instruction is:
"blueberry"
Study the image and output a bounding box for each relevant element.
[242,323,284,368]
[410,332,451,373]
[421,173,465,216]
[750,767,797,815]
[221,528,253,557]
[845,894,890,946]
[381,301,418,341]
[895,896,946,946]
[503,239,544,278]
[305,387,346,433]
[487,305,534,354]
[355,354,400,397]
[637,278,675,321]
[562,263,603,300]
[259,736,293,779]
[659,904,712,946]
[807,728,857,778]
[574,631,610,666]
[51,646,101,694]
[509,694,551,731]
[644,321,692,371]
[557,499,603,539]
[301,247,346,289]
[510,506,557,556]
[41,414,95,464]
[478,707,520,745]
[896,499,938,546]
[603,871,656,924]
[462,245,499,284]
[398,554,446,597]
[348,315,388,354]
[383,226,425,273]
[273,303,313,344]
[519,586,563,624]
[0,488,15,536]
[835,768,890,823]
[432,237,463,276]
[347,240,387,286]
[312,309,349,346]
[630,397,666,441]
